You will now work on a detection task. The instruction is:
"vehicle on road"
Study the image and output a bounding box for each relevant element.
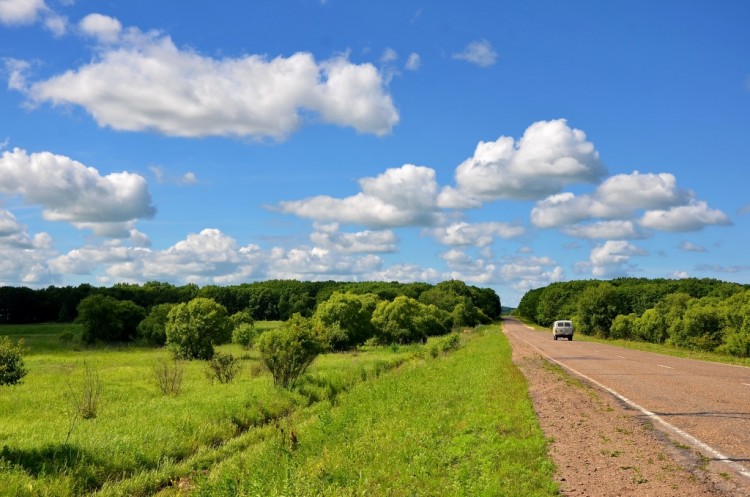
[552,320,574,340]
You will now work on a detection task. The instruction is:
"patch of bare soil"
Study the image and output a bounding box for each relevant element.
[508,334,750,497]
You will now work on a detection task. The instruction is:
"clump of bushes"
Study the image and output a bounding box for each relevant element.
[205,352,241,384]
[165,298,231,360]
[257,314,322,388]
[153,357,185,396]
[0,336,28,386]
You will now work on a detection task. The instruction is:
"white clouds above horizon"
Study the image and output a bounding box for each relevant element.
[0,0,66,35]
[13,15,399,139]
[0,147,155,237]
[576,240,648,278]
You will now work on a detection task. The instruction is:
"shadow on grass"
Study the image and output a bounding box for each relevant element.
[1,443,124,492]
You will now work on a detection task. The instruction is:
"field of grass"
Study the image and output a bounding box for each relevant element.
[0,323,557,496]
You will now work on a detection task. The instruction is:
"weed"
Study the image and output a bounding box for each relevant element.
[64,362,102,444]
[153,357,185,395]
[206,352,241,384]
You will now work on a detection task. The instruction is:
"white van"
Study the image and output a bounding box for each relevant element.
[552,320,574,340]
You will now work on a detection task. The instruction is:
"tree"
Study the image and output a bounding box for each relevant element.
[575,282,624,337]
[257,314,321,388]
[76,295,145,343]
[137,303,176,346]
[165,298,231,360]
[371,296,445,345]
[0,336,28,386]
[312,292,378,350]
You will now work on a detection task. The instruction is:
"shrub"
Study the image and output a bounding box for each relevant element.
[66,362,101,420]
[232,323,257,350]
[165,298,231,360]
[76,295,145,343]
[206,352,241,384]
[153,357,185,395]
[257,314,322,388]
[138,303,176,346]
[0,336,28,386]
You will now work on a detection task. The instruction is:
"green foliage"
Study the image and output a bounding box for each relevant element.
[230,309,255,328]
[76,294,145,343]
[609,313,637,340]
[137,303,175,345]
[0,336,28,386]
[370,296,451,344]
[575,282,624,337]
[232,322,257,350]
[312,292,379,350]
[257,314,322,388]
[165,298,231,360]
[205,352,241,384]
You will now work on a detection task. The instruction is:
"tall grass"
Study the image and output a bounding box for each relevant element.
[190,325,558,497]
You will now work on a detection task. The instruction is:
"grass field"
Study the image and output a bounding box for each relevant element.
[0,323,557,496]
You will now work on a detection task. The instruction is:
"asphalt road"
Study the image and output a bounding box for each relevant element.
[503,317,750,480]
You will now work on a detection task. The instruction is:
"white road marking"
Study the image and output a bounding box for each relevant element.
[617,355,625,359]
[743,383,750,387]
[658,365,672,369]
[510,329,750,480]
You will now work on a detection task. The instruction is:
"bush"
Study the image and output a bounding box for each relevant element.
[153,357,185,395]
[138,303,175,346]
[166,298,231,360]
[205,352,241,384]
[232,323,257,350]
[76,295,145,343]
[257,314,322,388]
[0,336,28,386]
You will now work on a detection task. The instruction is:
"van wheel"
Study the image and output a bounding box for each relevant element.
[568,336,573,341]
[553,335,557,340]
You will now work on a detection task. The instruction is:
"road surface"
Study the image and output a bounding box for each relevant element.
[503,317,750,481]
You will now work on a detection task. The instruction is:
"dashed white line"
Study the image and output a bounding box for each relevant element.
[743,383,750,387]
[617,355,625,359]
[658,365,673,369]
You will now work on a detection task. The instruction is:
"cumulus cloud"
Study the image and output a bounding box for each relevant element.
[310,223,398,253]
[0,0,45,25]
[452,39,497,67]
[448,119,606,201]
[0,147,155,236]
[17,20,399,139]
[694,264,750,274]
[531,171,727,235]
[639,201,732,232]
[440,249,498,284]
[0,0,66,35]
[576,240,647,277]
[275,164,441,228]
[79,13,122,43]
[428,221,524,247]
[405,52,420,71]
[499,255,564,298]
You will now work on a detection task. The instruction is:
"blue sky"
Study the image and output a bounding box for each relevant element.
[1,0,749,305]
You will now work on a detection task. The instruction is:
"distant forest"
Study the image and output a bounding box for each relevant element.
[0,279,501,325]
[516,277,750,357]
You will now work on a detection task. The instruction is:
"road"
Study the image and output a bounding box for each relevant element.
[503,317,750,481]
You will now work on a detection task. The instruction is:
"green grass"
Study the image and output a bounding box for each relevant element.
[188,325,557,497]
[0,323,557,497]
[516,318,750,367]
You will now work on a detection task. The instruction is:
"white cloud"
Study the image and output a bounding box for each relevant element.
[366,263,441,283]
[19,23,399,139]
[440,249,498,284]
[449,119,606,201]
[678,240,707,252]
[576,240,647,277]
[310,223,398,253]
[150,165,198,185]
[268,247,382,280]
[0,0,45,25]
[428,221,524,247]
[405,52,420,71]
[79,13,122,43]
[0,147,155,236]
[380,48,398,63]
[452,39,497,67]
[275,164,441,228]
[531,171,725,235]
[694,264,750,274]
[561,220,643,240]
[639,201,731,232]
[499,255,564,296]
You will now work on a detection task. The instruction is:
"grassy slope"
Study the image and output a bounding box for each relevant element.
[190,325,557,497]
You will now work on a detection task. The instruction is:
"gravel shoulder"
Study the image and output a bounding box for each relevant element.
[505,324,750,497]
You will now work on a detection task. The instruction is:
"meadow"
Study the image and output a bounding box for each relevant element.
[0,322,557,496]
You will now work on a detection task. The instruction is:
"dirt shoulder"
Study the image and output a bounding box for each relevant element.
[506,327,750,497]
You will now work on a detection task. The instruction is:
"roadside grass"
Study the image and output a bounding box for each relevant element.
[515,317,750,367]
[0,323,557,496]
[187,325,558,497]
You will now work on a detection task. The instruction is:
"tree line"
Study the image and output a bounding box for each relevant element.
[0,279,501,325]
[516,277,750,357]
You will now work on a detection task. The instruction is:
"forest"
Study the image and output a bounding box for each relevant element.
[516,277,750,357]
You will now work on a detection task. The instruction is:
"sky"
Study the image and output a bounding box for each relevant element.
[0,0,749,306]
